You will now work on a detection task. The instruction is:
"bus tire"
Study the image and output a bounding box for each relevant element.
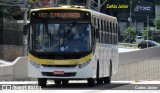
[38,78,47,87]
[62,80,69,85]
[96,62,103,84]
[87,78,96,87]
[104,62,112,84]
[54,80,62,85]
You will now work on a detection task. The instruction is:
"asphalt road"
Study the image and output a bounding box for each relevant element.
[1,81,160,92]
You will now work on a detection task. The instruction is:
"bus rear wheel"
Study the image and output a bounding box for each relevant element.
[38,78,47,87]
[104,63,112,84]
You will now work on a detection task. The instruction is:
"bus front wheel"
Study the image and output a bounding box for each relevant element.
[54,80,61,85]
[62,80,69,85]
[38,78,47,87]
[96,62,103,84]
[87,78,96,87]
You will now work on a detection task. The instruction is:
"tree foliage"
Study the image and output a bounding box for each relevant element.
[0,0,23,20]
[154,16,160,30]
[123,27,136,43]
[142,26,152,40]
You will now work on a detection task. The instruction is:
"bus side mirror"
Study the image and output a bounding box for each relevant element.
[23,24,29,35]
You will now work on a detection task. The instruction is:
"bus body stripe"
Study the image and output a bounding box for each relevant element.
[28,53,92,65]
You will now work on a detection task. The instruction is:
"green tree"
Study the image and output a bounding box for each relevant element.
[0,5,10,20]
[154,16,160,30]
[123,27,136,43]
[0,0,23,20]
[153,15,160,42]
[142,26,152,40]
[152,5,160,42]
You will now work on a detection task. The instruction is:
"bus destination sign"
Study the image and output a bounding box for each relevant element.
[31,10,91,22]
[38,12,81,19]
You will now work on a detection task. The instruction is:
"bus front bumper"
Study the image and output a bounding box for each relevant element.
[28,61,96,79]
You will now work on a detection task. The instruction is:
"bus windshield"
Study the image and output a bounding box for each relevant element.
[30,23,91,53]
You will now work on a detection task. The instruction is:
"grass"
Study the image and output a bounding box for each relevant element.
[118,43,138,49]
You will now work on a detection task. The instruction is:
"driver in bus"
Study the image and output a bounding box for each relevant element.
[72,25,88,42]
[66,25,88,52]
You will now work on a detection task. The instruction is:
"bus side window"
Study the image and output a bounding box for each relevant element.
[92,17,97,43]
[98,19,101,43]
[115,23,117,44]
[95,18,100,43]
[106,21,108,44]
[103,20,105,44]
[106,21,109,44]
[101,19,104,44]
[112,22,114,44]
[116,24,118,44]
[93,17,96,39]
[113,23,115,45]
[104,20,106,44]
[110,22,112,44]
[99,19,101,43]
[94,17,96,27]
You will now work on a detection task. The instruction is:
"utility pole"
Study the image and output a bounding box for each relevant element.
[23,0,28,56]
[129,0,132,27]
[87,0,91,9]
[67,0,71,5]
[128,0,132,44]
[97,0,101,12]
[88,0,108,12]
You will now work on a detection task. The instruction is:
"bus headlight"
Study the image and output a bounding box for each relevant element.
[30,61,42,68]
[78,59,91,69]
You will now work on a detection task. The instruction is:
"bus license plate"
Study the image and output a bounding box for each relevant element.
[53,71,64,75]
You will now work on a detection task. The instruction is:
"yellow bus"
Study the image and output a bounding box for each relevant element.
[27,5,118,87]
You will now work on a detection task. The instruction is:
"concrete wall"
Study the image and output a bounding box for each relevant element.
[0,57,32,81]
[113,46,160,81]
[0,20,24,61]
[0,45,23,61]
[119,46,160,65]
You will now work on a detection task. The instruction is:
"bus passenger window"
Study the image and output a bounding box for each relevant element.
[106,21,109,44]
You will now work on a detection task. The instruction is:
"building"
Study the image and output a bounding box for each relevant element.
[101,0,156,38]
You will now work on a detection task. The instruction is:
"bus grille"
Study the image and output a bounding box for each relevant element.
[42,72,76,77]
[42,65,77,68]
